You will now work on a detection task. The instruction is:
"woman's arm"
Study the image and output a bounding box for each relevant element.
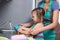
[43,1,59,30]
[30,10,59,35]
[30,1,59,35]
[30,23,44,35]
[43,10,59,30]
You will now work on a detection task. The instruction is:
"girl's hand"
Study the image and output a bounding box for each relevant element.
[18,27,31,35]
[18,27,25,33]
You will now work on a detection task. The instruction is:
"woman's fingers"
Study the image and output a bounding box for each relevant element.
[30,28,40,35]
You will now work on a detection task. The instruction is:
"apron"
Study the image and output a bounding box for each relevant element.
[38,0,56,40]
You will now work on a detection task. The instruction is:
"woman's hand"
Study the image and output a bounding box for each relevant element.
[30,23,44,35]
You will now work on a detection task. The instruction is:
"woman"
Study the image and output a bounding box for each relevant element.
[17,0,59,40]
[37,0,59,40]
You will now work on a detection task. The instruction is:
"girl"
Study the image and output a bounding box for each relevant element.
[18,7,45,37]
[13,7,45,40]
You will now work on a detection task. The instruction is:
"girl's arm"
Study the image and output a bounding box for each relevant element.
[20,21,34,27]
